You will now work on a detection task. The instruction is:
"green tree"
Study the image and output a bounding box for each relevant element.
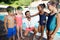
[0,0,32,6]
[0,0,19,4]
[19,0,32,6]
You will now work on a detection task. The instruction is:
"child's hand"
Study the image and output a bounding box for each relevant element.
[50,34,55,39]
[3,29,7,33]
[48,34,50,38]
[6,29,8,34]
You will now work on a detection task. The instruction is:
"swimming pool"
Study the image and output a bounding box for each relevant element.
[0,15,5,21]
[0,15,60,37]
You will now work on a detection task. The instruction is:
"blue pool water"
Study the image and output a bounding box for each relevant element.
[0,15,60,37]
[0,15,5,21]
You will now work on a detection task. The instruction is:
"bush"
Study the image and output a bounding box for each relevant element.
[0,0,32,6]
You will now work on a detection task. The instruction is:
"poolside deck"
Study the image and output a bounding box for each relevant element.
[0,32,60,40]
[0,30,60,40]
[0,20,60,40]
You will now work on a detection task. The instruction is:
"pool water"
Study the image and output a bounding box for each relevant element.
[0,15,5,21]
[0,15,60,37]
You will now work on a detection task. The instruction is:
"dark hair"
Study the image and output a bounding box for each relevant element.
[7,6,14,12]
[25,11,30,15]
[47,1,58,8]
[39,3,46,8]
[17,6,23,10]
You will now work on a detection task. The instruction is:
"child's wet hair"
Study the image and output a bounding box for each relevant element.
[47,1,58,8]
[25,11,30,15]
[7,6,14,12]
[38,3,46,8]
[17,6,23,10]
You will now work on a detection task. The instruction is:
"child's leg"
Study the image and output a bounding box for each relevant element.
[9,38,11,40]
[9,38,12,40]
[38,25,41,32]
[49,31,54,40]
[9,37,12,40]
[16,26,20,40]
[46,30,49,40]
[33,28,38,40]
[13,35,15,40]
[39,25,45,40]
[20,25,24,38]
[49,37,54,40]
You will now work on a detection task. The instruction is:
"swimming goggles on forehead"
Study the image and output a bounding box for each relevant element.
[9,10,15,13]
[17,8,23,11]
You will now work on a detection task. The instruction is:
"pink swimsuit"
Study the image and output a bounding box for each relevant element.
[15,15,22,27]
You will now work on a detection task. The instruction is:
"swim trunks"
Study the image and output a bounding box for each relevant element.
[7,26,16,38]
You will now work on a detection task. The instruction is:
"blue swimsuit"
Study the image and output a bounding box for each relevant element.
[39,12,47,25]
[47,13,57,31]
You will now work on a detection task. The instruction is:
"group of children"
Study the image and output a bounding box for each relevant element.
[4,1,60,40]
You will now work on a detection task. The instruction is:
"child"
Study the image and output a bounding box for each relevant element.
[47,1,60,40]
[4,6,16,40]
[31,4,48,40]
[15,6,24,40]
[23,11,37,39]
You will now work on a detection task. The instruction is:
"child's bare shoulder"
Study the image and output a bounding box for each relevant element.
[55,13,60,18]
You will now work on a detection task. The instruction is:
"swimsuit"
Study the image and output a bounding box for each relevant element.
[15,15,22,27]
[7,26,16,38]
[47,13,57,31]
[39,12,47,25]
